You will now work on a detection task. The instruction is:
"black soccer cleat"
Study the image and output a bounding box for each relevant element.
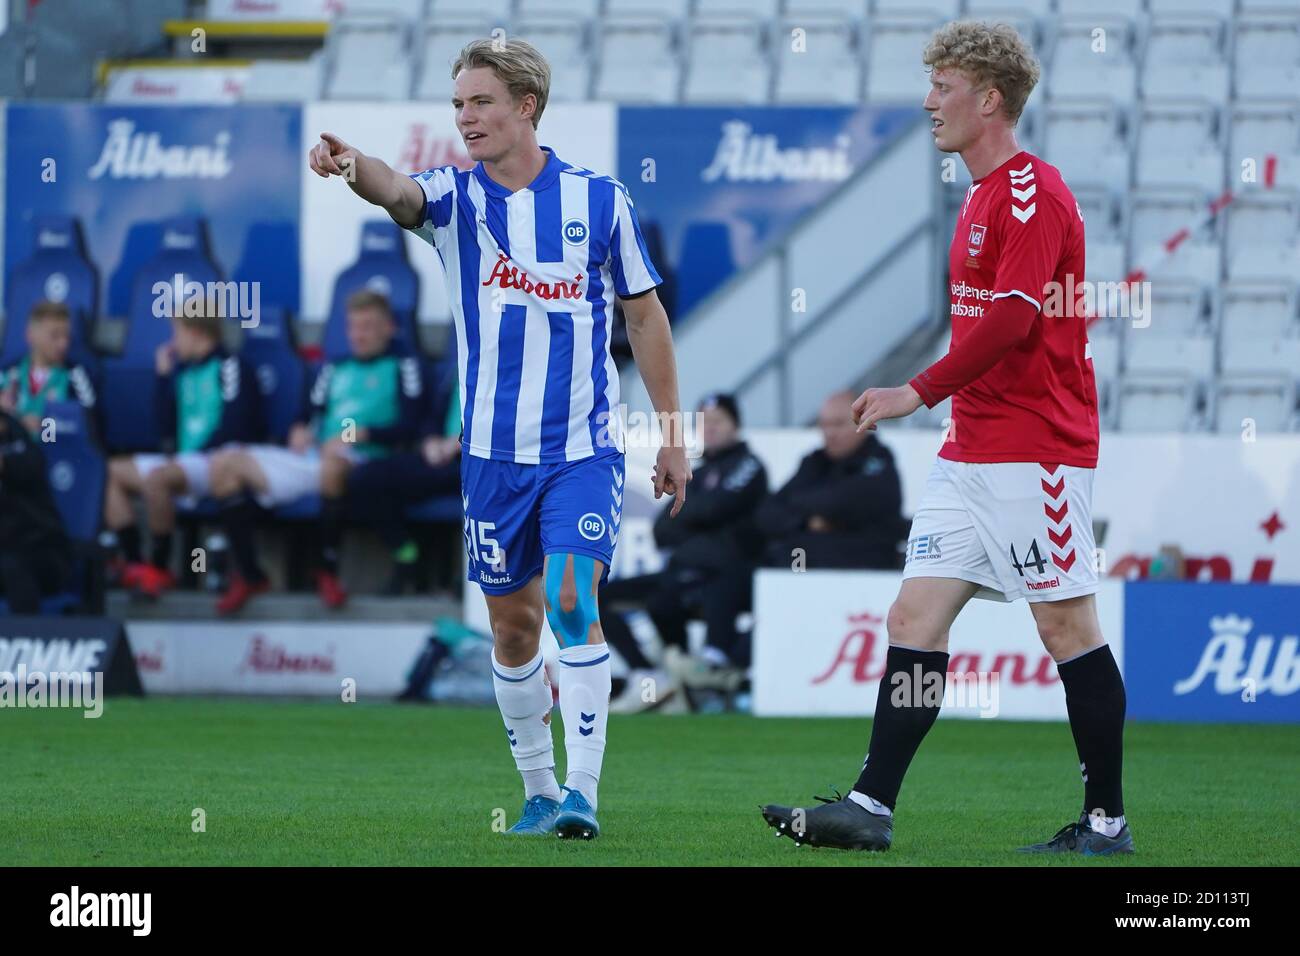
[1018,813,1135,856]
[760,790,893,851]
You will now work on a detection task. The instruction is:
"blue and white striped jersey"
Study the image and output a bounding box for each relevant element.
[408,146,661,465]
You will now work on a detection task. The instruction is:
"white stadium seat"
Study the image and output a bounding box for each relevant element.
[1052,16,1136,68]
[324,17,412,101]
[873,0,959,18]
[774,17,862,104]
[1048,63,1137,106]
[683,18,771,104]
[516,0,600,18]
[1117,376,1204,432]
[865,16,941,102]
[1211,377,1298,434]
[1148,0,1233,18]
[414,20,500,101]
[337,0,421,18]
[1225,192,1300,261]
[1129,189,1211,249]
[784,0,865,16]
[515,19,592,102]
[605,0,691,18]
[1220,282,1300,376]
[964,0,1051,17]
[1136,150,1225,195]
[1087,241,1127,285]
[1143,242,1222,289]
[1144,281,1211,337]
[694,0,781,18]
[1143,15,1226,65]
[428,0,512,18]
[1139,101,1220,157]
[242,56,324,101]
[1227,244,1300,283]
[595,19,680,104]
[1230,104,1300,162]
[1076,186,1119,239]
[1141,63,1229,106]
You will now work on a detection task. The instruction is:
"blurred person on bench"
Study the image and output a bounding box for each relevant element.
[753,389,905,572]
[210,289,426,614]
[0,300,99,441]
[103,308,260,599]
[603,393,768,713]
[0,406,72,614]
[344,362,461,596]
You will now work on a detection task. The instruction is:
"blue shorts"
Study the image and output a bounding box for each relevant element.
[461,447,625,595]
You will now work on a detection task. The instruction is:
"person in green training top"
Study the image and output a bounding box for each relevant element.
[343,353,462,596]
[104,309,261,599]
[209,289,426,614]
[0,300,98,440]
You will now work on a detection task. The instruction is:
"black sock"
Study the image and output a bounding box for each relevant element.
[320,497,344,574]
[853,645,949,810]
[1057,644,1126,818]
[221,495,267,585]
[150,531,173,570]
[119,526,142,563]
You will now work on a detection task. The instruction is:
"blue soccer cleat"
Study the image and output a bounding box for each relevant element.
[505,795,561,836]
[554,787,600,840]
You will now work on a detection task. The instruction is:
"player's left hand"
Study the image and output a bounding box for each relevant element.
[852,384,923,433]
[653,444,692,518]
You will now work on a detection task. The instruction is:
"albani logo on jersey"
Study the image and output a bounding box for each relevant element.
[88,119,233,180]
[482,253,584,301]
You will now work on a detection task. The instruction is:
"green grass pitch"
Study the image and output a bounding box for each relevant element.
[3,698,1296,866]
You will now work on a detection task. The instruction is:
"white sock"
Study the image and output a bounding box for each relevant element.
[1087,811,1126,837]
[558,642,611,811]
[491,650,560,802]
[848,791,894,817]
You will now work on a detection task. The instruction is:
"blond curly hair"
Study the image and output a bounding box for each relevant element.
[923,21,1041,124]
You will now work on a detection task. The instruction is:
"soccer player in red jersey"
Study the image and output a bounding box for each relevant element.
[761,21,1132,854]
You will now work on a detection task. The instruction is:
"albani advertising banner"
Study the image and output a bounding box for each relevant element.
[753,571,1126,720]
[616,106,916,314]
[4,103,301,315]
[300,102,616,324]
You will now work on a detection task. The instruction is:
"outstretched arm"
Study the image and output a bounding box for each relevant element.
[308,131,426,229]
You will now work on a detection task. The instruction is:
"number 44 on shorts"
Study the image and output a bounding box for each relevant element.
[1009,538,1048,576]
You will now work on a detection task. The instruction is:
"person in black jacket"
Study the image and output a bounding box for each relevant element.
[0,408,71,613]
[755,389,906,570]
[603,393,767,713]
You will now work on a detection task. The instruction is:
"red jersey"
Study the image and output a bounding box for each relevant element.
[920,150,1099,468]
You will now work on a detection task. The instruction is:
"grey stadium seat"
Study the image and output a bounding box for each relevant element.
[324,17,412,101]
[1211,377,1297,434]
[774,17,862,104]
[1116,376,1204,432]
[595,19,680,104]
[683,17,771,104]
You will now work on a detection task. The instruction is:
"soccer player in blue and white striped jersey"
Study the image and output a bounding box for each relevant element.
[309,38,692,840]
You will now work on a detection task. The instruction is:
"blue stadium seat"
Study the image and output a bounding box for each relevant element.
[3,215,98,366]
[323,219,420,359]
[233,220,300,314]
[106,220,163,319]
[103,218,223,451]
[676,221,735,316]
[242,305,306,445]
[31,400,106,614]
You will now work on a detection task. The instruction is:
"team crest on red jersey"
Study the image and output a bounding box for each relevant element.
[967,223,987,257]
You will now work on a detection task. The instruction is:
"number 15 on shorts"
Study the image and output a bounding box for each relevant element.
[465,517,505,572]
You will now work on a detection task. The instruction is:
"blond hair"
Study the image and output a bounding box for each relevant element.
[452,37,551,130]
[923,21,1041,124]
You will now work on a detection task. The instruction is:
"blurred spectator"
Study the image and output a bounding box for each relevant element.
[0,407,71,613]
[0,300,98,440]
[603,393,768,713]
[345,364,461,596]
[754,389,905,570]
[103,310,260,599]
[211,290,426,614]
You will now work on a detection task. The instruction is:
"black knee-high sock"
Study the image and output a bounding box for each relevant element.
[118,526,142,563]
[221,494,267,584]
[320,497,344,574]
[1057,644,1126,817]
[150,531,173,570]
[853,645,950,810]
